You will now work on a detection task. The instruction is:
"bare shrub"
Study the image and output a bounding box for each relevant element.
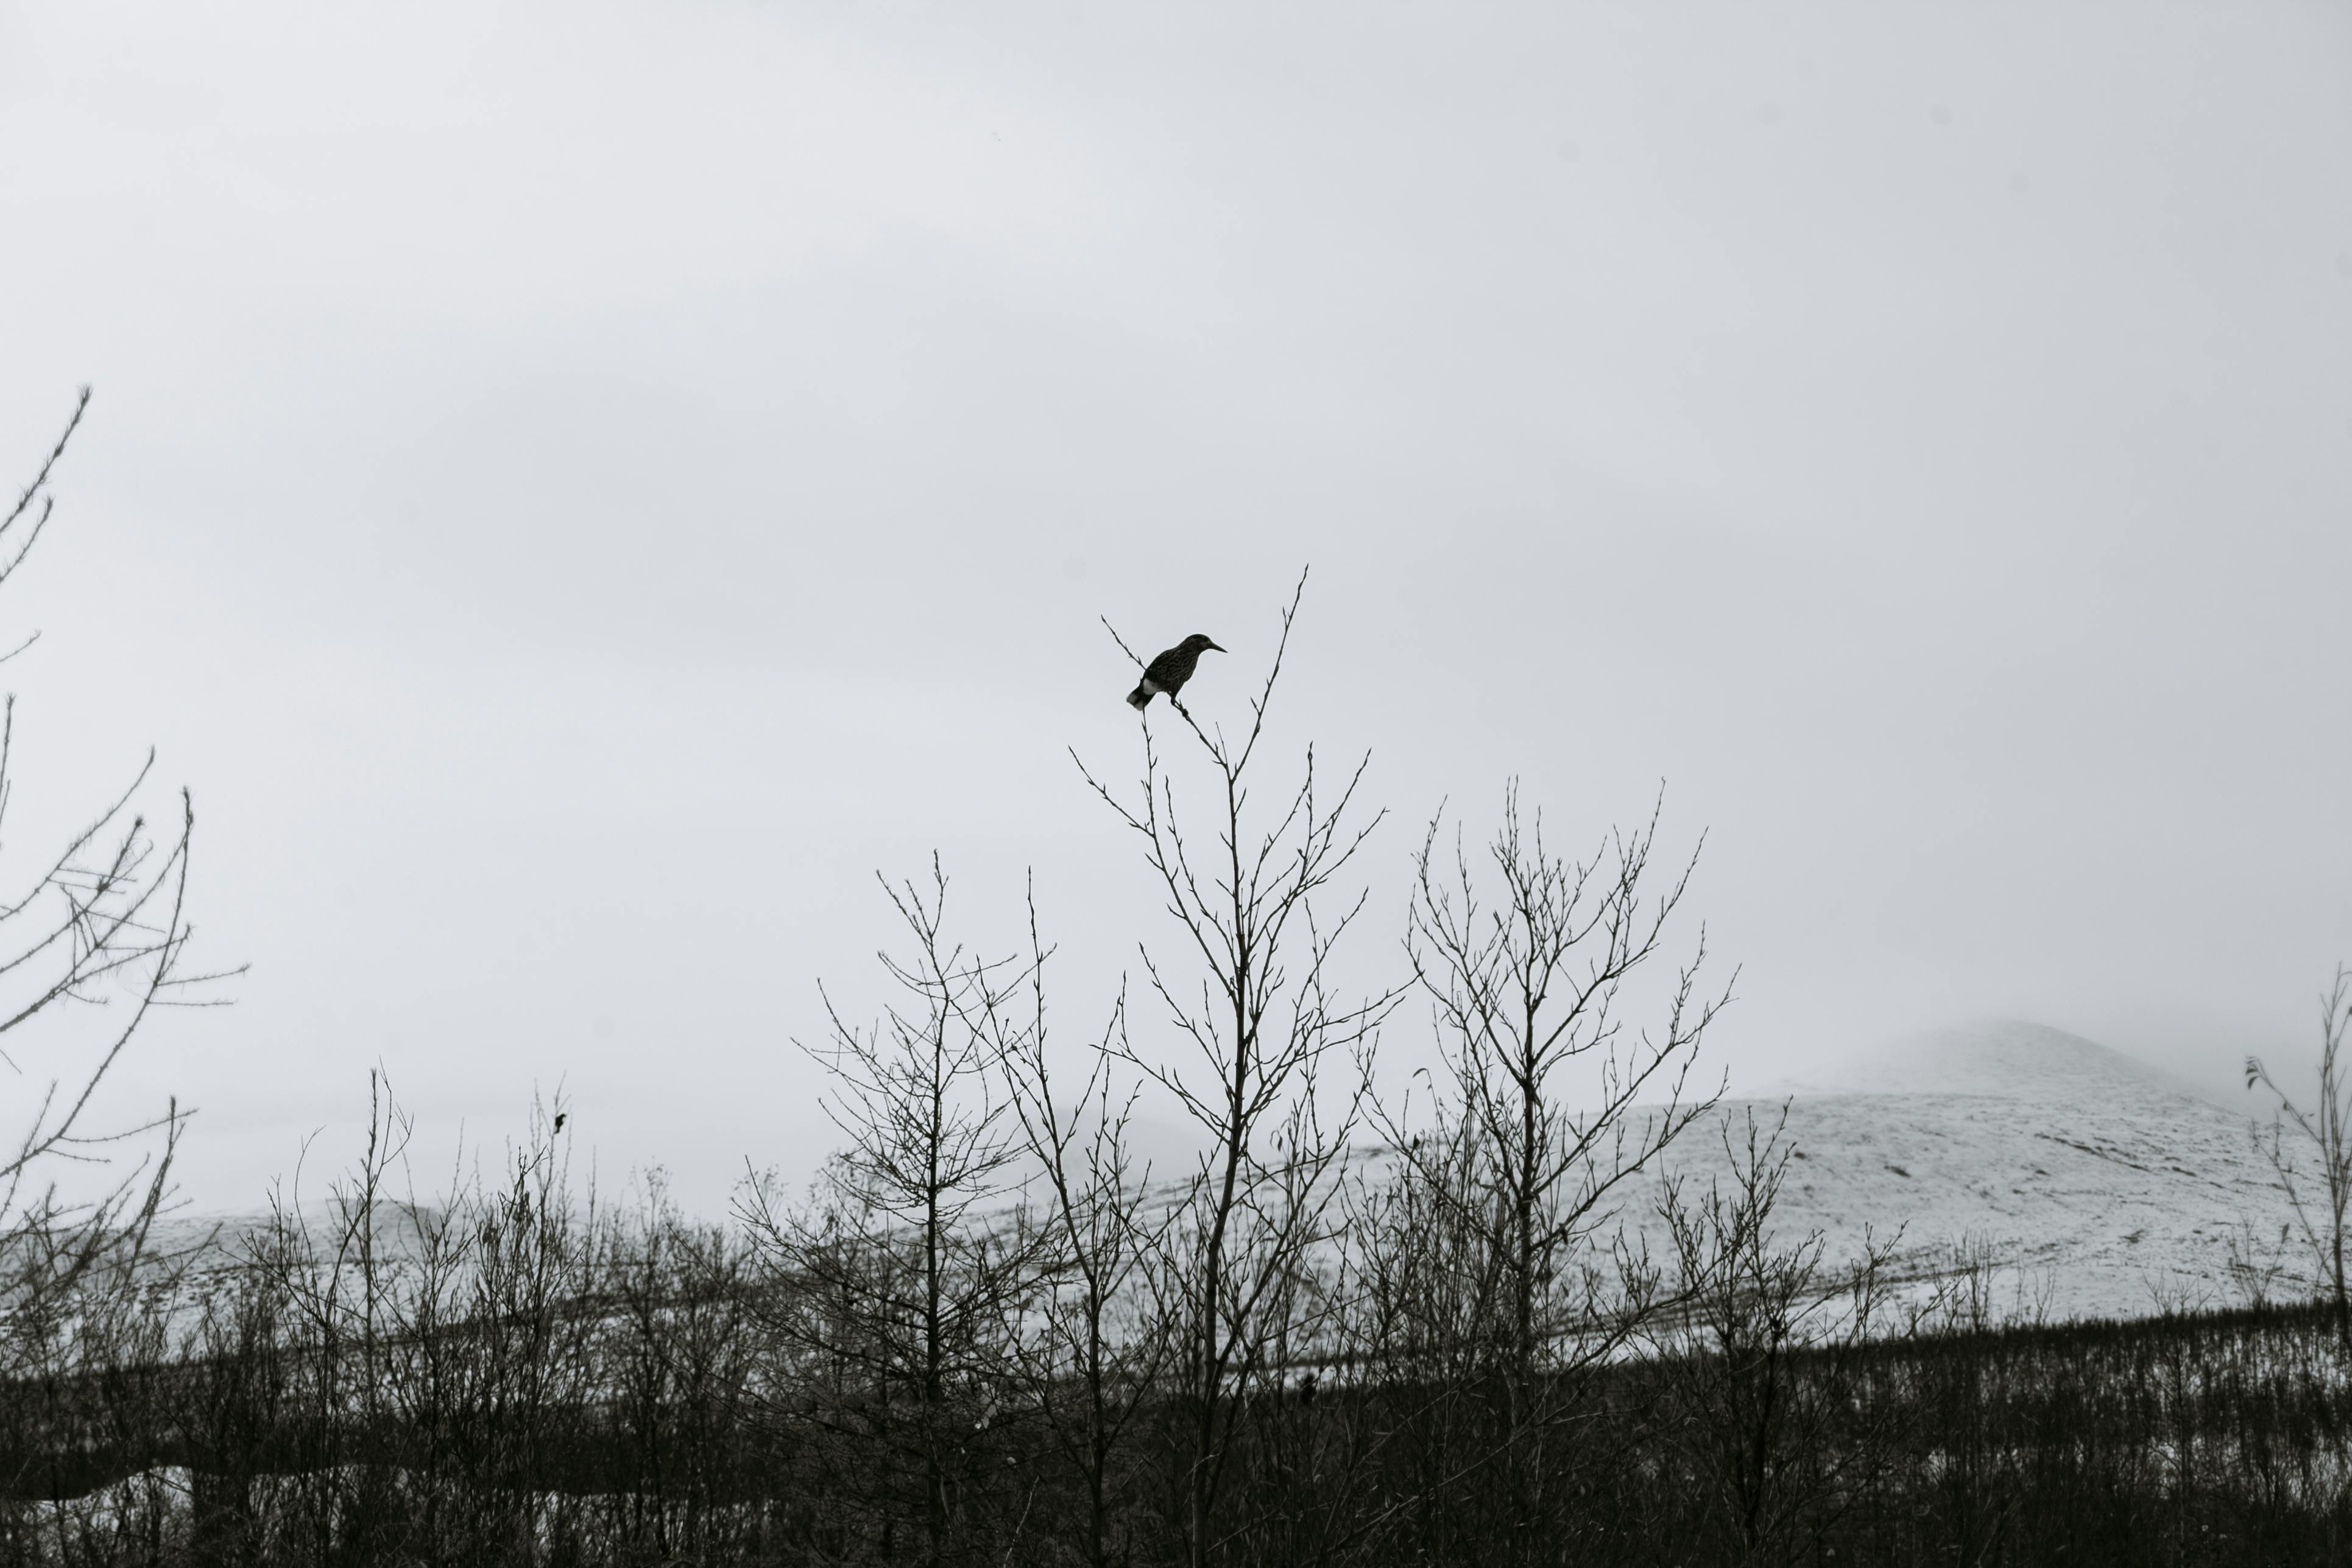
[2246,966,2352,1346]
[1651,1107,1904,1566]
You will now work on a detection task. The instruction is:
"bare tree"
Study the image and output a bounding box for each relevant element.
[740,858,1036,1562]
[2247,966,2352,1346]
[972,889,1174,1568]
[1370,782,1726,1549]
[0,389,236,1355]
[1079,572,1397,1568]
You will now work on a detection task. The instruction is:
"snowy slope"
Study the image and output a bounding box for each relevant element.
[1631,1022,2306,1324]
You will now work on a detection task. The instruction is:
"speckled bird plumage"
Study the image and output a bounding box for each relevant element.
[1126,633,1224,710]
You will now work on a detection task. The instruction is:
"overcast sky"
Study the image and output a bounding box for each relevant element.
[2,1,2348,1212]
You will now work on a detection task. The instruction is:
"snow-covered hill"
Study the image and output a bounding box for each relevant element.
[1632,1021,2306,1324]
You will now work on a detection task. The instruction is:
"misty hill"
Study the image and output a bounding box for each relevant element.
[1634,1021,2303,1324]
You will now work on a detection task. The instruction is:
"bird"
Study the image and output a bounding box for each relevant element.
[1126,633,1224,710]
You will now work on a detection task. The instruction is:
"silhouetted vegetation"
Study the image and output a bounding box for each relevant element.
[2,1113,2349,1567]
[2248,966,2352,1349]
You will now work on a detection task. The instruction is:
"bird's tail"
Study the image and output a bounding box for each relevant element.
[1126,683,1153,710]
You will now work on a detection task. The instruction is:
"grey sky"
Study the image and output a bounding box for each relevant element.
[2,1,2348,1210]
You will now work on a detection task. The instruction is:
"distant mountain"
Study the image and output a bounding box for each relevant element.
[1631,1021,2305,1324]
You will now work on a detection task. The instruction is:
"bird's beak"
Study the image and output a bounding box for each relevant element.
[1207,640,1226,653]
